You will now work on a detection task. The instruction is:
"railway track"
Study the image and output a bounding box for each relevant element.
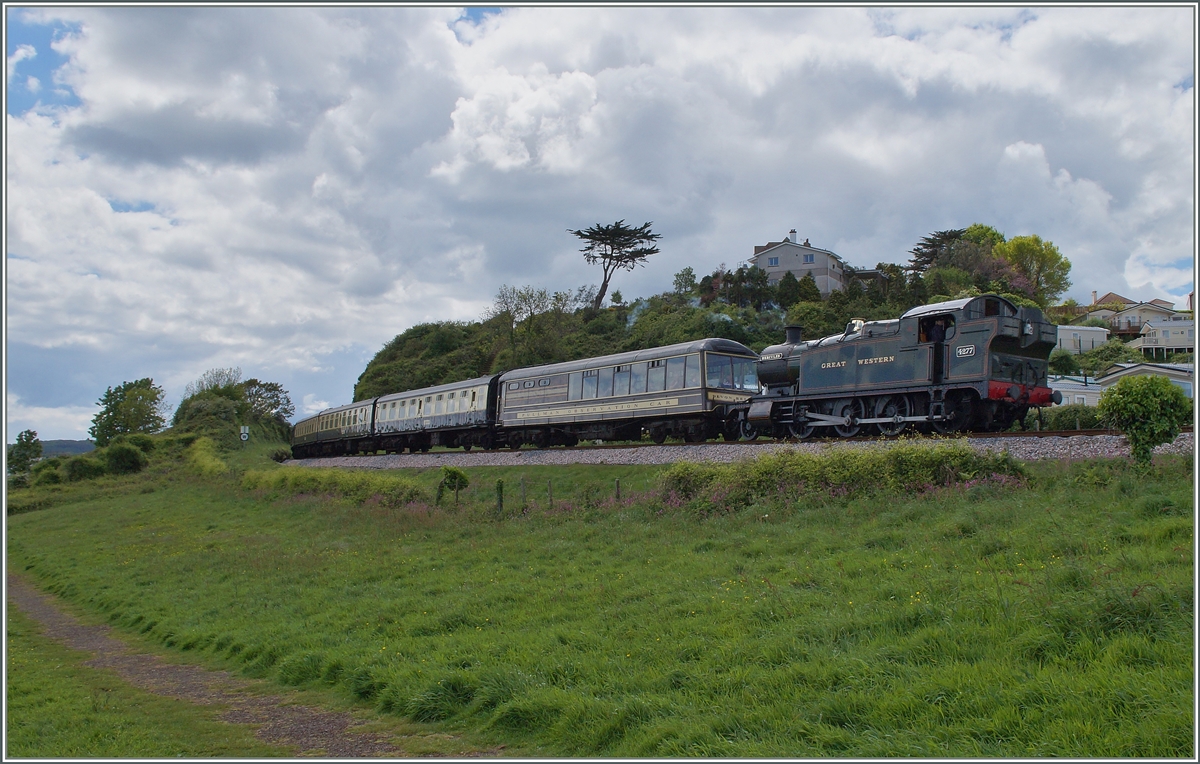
[291,427,1193,468]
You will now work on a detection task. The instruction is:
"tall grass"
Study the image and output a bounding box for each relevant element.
[6,447,1193,757]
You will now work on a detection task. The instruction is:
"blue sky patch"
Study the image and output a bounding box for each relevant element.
[108,199,156,213]
[6,10,82,116]
[460,7,503,24]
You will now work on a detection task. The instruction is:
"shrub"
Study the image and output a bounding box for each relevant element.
[186,437,228,477]
[1098,375,1192,464]
[242,468,423,507]
[658,443,1024,515]
[105,442,149,474]
[64,456,107,482]
[270,447,292,463]
[113,433,156,453]
[440,466,470,507]
[1024,403,1102,431]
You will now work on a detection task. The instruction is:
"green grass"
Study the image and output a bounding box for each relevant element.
[6,441,1194,757]
[4,605,289,757]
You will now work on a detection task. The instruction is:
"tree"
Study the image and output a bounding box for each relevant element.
[673,267,697,296]
[1098,375,1191,464]
[908,229,964,273]
[240,379,294,423]
[992,235,1071,307]
[7,429,42,475]
[962,223,1006,248]
[1048,348,1082,376]
[89,378,167,447]
[797,272,822,302]
[185,367,242,399]
[776,271,801,309]
[569,220,662,311]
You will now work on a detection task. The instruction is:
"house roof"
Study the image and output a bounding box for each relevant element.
[1096,362,1194,382]
[750,239,845,263]
[1093,291,1134,306]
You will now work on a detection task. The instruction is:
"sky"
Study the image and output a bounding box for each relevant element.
[4,5,1196,442]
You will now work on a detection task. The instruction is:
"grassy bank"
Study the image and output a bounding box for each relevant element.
[6,444,1193,757]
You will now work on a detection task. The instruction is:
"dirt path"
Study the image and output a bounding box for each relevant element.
[6,572,498,757]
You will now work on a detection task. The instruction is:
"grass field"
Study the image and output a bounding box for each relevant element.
[6,439,1194,757]
[5,605,288,757]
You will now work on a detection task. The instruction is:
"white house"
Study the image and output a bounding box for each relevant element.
[1055,324,1110,355]
[747,230,847,296]
[1126,319,1194,360]
[1096,362,1194,399]
[1048,376,1105,406]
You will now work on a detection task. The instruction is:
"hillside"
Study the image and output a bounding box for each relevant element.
[352,279,951,401]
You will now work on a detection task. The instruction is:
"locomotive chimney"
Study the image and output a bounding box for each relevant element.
[784,325,803,344]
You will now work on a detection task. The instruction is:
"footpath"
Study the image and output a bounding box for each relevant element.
[6,572,500,758]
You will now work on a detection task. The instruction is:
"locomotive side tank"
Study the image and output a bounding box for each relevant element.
[747,294,1061,438]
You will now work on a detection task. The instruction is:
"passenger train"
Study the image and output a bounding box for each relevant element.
[290,294,1061,457]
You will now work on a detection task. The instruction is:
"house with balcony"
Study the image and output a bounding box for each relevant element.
[1127,319,1194,360]
[1083,298,1182,340]
[747,230,847,296]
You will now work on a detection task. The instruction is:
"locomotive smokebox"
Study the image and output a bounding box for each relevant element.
[784,325,803,344]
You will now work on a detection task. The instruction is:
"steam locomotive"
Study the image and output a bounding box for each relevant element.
[290,294,1061,457]
[736,293,1062,439]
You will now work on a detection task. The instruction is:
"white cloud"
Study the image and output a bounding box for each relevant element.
[6,394,97,442]
[4,6,1194,440]
[6,43,36,83]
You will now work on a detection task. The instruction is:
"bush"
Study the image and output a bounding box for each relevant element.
[113,433,156,453]
[186,437,228,477]
[1023,403,1102,431]
[242,468,423,507]
[658,442,1024,515]
[105,442,149,474]
[270,447,292,463]
[1098,375,1192,464]
[64,456,107,482]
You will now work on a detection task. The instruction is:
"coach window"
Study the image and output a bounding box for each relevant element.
[597,366,614,397]
[538,378,551,387]
[523,380,534,389]
[630,362,648,394]
[613,365,631,396]
[707,354,733,389]
[666,356,686,390]
[582,369,599,398]
[647,360,666,392]
[734,357,759,391]
[568,372,583,400]
[447,395,457,414]
[684,354,701,388]
[435,394,445,414]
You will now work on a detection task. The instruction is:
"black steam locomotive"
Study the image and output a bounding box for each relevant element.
[290,294,1061,457]
[736,293,1061,439]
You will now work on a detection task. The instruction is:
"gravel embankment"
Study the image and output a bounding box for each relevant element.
[289,432,1194,469]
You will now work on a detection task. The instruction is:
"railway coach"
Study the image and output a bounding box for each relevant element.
[290,338,760,457]
[494,338,760,448]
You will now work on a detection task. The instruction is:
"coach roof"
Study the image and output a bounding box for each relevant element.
[902,294,1017,319]
[498,338,757,381]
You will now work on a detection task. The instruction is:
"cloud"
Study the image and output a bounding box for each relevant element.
[4,6,1194,440]
[6,393,98,442]
[6,43,36,83]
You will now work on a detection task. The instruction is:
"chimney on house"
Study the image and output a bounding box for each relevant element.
[1091,291,1097,305]
[789,229,797,243]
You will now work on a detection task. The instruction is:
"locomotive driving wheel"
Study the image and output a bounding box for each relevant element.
[932,391,973,433]
[788,408,816,440]
[738,414,759,441]
[875,395,911,437]
[831,398,864,438]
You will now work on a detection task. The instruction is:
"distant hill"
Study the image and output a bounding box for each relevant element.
[41,440,95,457]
